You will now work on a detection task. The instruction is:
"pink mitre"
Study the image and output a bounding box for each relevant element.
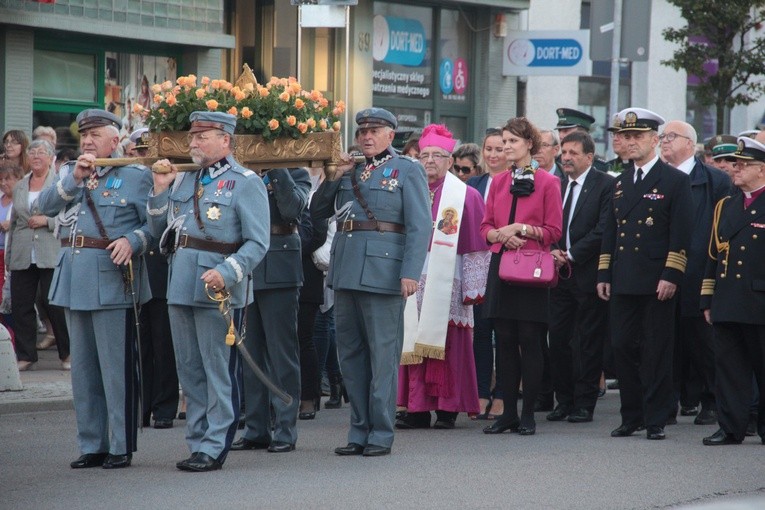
[419,124,456,153]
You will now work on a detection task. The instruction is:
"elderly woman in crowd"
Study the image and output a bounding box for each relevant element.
[480,117,562,436]
[2,130,30,174]
[0,163,24,339]
[452,143,482,182]
[7,140,70,371]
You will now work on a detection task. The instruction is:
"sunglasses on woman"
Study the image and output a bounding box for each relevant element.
[453,164,474,174]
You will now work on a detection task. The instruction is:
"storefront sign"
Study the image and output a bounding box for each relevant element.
[503,30,591,76]
[373,15,426,67]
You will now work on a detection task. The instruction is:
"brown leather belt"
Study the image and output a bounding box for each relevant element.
[61,236,111,249]
[178,234,242,254]
[337,220,405,234]
[270,224,298,235]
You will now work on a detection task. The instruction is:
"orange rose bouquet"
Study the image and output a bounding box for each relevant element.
[139,73,344,141]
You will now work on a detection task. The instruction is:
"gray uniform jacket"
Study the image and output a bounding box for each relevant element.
[37,162,154,310]
[6,170,59,270]
[147,155,269,309]
[310,150,431,295]
[251,167,310,291]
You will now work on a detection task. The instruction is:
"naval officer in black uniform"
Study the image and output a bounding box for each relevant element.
[596,108,693,440]
[701,136,765,446]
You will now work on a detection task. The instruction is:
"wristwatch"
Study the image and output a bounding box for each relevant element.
[521,224,528,237]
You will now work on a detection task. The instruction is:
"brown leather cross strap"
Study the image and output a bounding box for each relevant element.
[349,164,382,231]
[337,220,405,234]
[61,236,112,249]
[83,176,111,242]
[270,224,298,235]
[178,234,242,254]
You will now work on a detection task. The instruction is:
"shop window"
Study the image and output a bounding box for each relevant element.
[34,50,97,103]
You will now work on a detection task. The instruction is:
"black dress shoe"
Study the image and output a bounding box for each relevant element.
[177,412,186,420]
[546,405,572,421]
[230,437,270,451]
[153,418,173,429]
[567,408,593,423]
[518,425,536,436]
[70,453,107,469]
[694,408,717,425]
[703,428,742,445]
[102,453,132,469]
[611,423,640,437]
[363,444,391,457]
[395,412,431,429]
[483,420,520,434]
[176,453,198,469]
[646,426,665,440]
[680,405,699,416]
[298,410,316,420]
[335,443,365,456]
[177,452,222,472]
[268,441,295,453]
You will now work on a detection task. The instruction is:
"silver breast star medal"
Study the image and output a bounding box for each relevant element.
[206,205,221,221]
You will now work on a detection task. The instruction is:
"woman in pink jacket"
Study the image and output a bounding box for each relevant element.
[480,117,562,436]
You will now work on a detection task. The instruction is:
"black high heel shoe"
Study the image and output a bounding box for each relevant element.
[473,399,492,420]
[298,398,319,420]
[483,419,520,434]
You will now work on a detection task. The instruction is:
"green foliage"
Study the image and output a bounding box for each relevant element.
[662,0,765,129]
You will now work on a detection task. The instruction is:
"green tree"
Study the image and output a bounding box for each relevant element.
[662,0,765,132]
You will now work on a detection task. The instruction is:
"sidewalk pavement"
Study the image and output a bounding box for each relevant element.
[0,349,73,414]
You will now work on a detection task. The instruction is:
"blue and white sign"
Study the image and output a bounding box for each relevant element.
[373,15,427,67]
[503,30,591,76]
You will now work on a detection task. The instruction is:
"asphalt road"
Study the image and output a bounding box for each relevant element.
[1,391,764,510]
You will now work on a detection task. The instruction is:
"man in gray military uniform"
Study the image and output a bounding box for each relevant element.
[37,109,155,470]
[148,111,270,471]
[311,107,431,456]
[231,166,310,453]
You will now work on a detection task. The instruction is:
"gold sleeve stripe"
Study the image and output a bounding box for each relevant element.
[700,279,715,296]
[665,251,688,272]
[598,254,611,271]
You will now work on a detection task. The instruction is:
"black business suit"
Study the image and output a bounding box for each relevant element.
[673,159,731,415]
[701,190,765,441]
[598,158,693,430]
[549,168,613,414]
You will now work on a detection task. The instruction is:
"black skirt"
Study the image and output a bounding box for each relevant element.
[483,251,550,324]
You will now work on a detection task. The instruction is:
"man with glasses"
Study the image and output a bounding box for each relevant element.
[37,109,155,469]
[701,136,765,446]
[535,129,564,181]
[660,120,731,427]
[311,107,430,456]
[148,111,270,471]
[597,108,693,440]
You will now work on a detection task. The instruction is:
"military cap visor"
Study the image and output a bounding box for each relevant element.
[729,138,765,162]
[617,110,664,132]
[711,143,738,160]
[188,111,237,135]
[355,108,397,130]
[555,108,595,130]
[76,109,121,132]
